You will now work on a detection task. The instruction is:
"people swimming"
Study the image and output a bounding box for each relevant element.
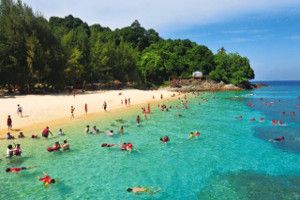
[119,126,124,134]
[160,136,170,143]
[101,143,116,148]
[127,187,160,194]
[6,145,14,158]
[38,172,55,186]
[31,134,39,139]
[14,144,22,156]
[84,125,90,134]
[259,118,265,122]
[62,140,70,151]
[120,143,133,152]
[250,118,256,122]
[58,129,65,136]
[93,126,100,134]
[189,131,200,139]
[18,132,25,138]
[47,142,61,152]
[107,130,114,137]
[6,166,36,173]
[42,126,53,138]
[6,132,15,140]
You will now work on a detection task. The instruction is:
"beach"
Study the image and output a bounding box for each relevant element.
[0,89,178,136]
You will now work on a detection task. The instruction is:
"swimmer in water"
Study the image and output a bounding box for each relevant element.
[189,131,200,139]
[127,187,160,194]
[6,166,36,173]
[160,136,170,143]
[62,140,70,151]
[38,172,55,186]
[119,126,124,134]
[269,136,285,142]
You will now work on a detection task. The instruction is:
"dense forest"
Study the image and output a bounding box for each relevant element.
[0,0,254,93]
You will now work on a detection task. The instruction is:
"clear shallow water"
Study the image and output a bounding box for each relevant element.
[0,82,300,200]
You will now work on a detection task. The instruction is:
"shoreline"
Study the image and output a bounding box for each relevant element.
[0,89,180,137]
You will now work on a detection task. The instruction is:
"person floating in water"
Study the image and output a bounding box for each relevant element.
[189,131,200,139]
[38,172,55,186]
[269,136,285,142]
[47,141,61,152]
[6,166,36,173]
[160,136,170,143]
[127,187,160,194]
[101,143,116,148]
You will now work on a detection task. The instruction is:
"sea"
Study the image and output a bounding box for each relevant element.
[0,81,299,200]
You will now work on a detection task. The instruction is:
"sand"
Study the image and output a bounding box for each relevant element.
[0,89,179,137]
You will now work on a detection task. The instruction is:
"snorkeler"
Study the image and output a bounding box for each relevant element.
[189,131,200,139]
[38,172,55,186]
[269,136,285,142]
[6,166,36,173]
[160,136,170,143]
[127,187,160,194]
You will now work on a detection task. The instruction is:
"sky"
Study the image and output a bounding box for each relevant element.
[23,0,300,81]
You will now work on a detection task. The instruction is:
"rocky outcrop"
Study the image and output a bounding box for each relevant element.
[164,79,261,92]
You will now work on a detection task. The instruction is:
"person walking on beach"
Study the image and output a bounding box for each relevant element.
[70,106,75,119]
[84,103,88,115]
[103,101,107,112]
[7,115,12,131]
[128,98,131,105]
[125,98,128,106]
[17,104,23,117]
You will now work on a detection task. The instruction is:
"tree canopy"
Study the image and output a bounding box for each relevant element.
[0,0,255,93]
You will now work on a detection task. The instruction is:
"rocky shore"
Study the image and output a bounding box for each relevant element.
[164,79,265,92]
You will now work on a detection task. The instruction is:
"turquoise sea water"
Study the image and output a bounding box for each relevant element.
[0,81,299,200]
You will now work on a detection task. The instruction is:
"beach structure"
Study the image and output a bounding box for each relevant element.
[192,71,203,79]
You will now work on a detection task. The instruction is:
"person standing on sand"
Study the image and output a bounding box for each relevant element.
[70,106,75,119]
[17,104,23,117]
[84,103,88,115]
[103,101,107,112]
[7,115,12,131]
[161,94,163,99]
[128,98,131,105]
[125,98,128,106]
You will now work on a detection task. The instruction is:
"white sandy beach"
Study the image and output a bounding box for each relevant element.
[0,89,178,135]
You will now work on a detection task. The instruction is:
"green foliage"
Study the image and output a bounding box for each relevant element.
[0,0,255,92]
[209,48,255,85]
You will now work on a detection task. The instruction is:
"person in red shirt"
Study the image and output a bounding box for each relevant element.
[42,126,53,138]
[7,115,12,131]
[6,166,36,173]
[38,172,55,186]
